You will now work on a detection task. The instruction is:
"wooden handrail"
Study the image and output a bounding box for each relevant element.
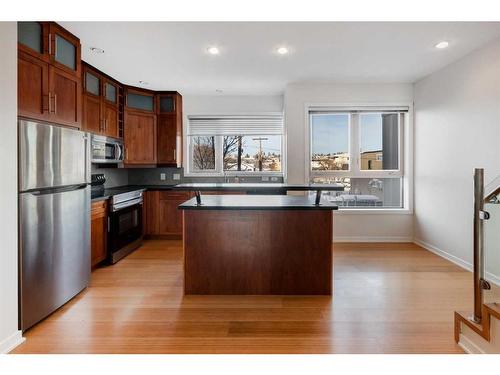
[485,186,500,202]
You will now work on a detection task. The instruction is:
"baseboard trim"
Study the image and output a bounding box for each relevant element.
[414,238,500,287]
[458,333,485,354]
[0,330,24,354]
[334,236,413,243]
[413,238,472,270]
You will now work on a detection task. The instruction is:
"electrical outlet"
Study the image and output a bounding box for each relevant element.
[261,176,269,182]
[160,173,166,181]
[173,173,181,181]
[271,176,278,182]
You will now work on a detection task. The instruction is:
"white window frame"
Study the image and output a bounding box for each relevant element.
[185,114,285,177]
[305,103,413,214]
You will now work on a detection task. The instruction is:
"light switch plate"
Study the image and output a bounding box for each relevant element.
[160,173,166,181]
[271,177,278,182]
[173,173,181,180]
[261,176,269,182]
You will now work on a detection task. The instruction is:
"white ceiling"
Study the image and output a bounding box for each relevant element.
[61,22,500,95]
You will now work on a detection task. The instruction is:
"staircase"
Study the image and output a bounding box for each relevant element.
[454,169,500,353]
[455,304,500,353]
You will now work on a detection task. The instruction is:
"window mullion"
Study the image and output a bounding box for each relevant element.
[215,135,223,175]
[350,113,361,176]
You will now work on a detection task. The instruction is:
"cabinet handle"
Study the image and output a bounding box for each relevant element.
[53,94,57,115]
[104,119,107,131]
[107,217,110,233]
[173,149,176,161]
[48,93,52,113]
[48,33,52,55]
[43,94,50,113]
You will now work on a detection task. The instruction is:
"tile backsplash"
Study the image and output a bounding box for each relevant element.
[91,164,129,188]
[92,165,284,187]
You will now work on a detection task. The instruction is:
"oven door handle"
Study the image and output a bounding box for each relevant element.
[111,197,143,212]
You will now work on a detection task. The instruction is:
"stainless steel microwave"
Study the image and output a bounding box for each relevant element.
[91,134,124,164]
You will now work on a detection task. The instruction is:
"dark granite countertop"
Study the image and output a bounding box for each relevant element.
[90,183,344,202]
[172,183,344,191]
[91,184,176,202]
[179,195,339,210]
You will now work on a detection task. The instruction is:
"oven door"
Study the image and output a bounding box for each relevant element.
[108,202,143,262]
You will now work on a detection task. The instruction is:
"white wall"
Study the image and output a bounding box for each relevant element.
[182,94,283,115]
[414,38,500,276]
[284,82,414,241]
[0,22,23,353]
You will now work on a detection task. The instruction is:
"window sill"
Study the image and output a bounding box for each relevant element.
[184,172,284,178]
[334,208,413,215]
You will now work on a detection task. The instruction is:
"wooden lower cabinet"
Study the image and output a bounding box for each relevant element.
[91,200,108,267]
[143,190,246,239]
[143,190,191,238]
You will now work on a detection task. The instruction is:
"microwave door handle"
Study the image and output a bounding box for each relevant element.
[115,143,123,161]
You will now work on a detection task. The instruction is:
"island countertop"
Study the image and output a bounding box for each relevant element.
[179,194,339,210]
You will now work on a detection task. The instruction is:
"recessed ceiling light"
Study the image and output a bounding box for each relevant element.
[435,41,449,49]
[276,46,289,55]
[89,47,104,54]
[207,46,220,55]
[138,80,149,85]
[215,89,223,93]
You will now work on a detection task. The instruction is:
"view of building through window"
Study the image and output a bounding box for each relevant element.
[310,110,404,209]
[223,135,281,172]
[190,134,282,173]
[311,113,349,171]
[360,113,399,171]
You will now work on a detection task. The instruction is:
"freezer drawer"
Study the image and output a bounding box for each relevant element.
[19,185,90,330]
[19,119,90,192]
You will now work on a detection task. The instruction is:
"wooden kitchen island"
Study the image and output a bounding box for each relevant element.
[179,194,338,295]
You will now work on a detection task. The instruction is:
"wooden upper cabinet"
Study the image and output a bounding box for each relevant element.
[103,80,119,138]
[126,89,155,113]
[49,23,81,77]
[124,87,157,165]
[18,21,49,62]
[156,93,183,167]
[49,65,81,128]
[18,51,49,120]
[17,21,82,128]
[104,104,119,138]
[124,110,157,165]
[82,64,121,138]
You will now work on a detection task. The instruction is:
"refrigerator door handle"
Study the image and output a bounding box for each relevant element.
[29,184,88,196]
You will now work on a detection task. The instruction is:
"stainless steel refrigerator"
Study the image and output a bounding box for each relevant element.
[18,119,91,331]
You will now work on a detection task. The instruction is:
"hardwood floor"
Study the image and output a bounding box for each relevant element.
[12,241,471,354]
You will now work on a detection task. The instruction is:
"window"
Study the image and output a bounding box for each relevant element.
[223,135,282,172]
[187,115,284,175]
[310,108,407,209]
[311,114,349,171]
[191,136,216,171]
